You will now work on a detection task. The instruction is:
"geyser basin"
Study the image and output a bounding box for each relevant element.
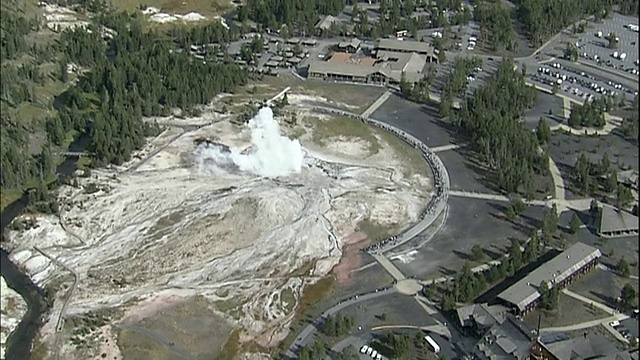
[4,110,433,358]
[196,107,304,177]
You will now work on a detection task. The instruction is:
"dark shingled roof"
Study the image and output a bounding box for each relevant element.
[497,243,601,312]
[598,203,639,235]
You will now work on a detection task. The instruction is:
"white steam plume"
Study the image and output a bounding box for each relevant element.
[196,107,304,177]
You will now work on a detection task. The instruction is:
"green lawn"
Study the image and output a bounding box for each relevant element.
[311,116,382,155]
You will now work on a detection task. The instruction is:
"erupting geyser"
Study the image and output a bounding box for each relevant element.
[196,107,304,177]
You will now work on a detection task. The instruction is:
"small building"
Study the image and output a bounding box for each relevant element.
[618,169,639,190]
[284,51,294,58]
[456,303,508,336]
[376,38,438,63]
[287,56,302,66]
[265,60,280,68]
[396,29,408,38]
[270,55,284,63]
[307,61,386,84]
[496,242,601,315]
[595,203,639,238]
[315,15,340,36]
[473,316,534,360]
[302,39,317,47]
[337,37,362,53]
[286,37,300,45]
[530,332,633,360]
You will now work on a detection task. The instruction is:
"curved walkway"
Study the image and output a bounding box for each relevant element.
[283,288,396,360]
[283,104,453,359]
[311,106,451,255]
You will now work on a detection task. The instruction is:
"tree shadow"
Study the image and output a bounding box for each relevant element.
[479,244,502,260]
[519,213,542,230]
[456,147,504,194]
[453,250,472,261]
[588,291,618,309]
[439,266,457,277]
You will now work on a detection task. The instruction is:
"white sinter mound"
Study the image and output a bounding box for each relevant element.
[3,105,433,357]
[197,107,304,177]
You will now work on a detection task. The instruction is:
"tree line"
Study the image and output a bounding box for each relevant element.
[52,14,248,165]
[454,59,544,196]
[474,1,518,52]
[237,0,345,35]
[513,0,613,46]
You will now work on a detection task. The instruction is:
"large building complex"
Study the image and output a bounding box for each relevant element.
[307,38,437,86]
[496,243,601,315]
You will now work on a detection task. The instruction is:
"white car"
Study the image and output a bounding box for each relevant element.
[371,350,378,358]
[360,345,369,354]
[609,320,620,328]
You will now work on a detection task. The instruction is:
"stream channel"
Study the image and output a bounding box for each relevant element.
[1,134,88,359]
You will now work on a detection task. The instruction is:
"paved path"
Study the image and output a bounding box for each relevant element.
[361,90,392,117]
[561,289,617,315]
[539,314,629,333]
[448,190,547,206]
[559,288,631,343]
[548,157,566,202]
[283,288,396,359]
[431,144,464,153]
[597,263,640,280]
[373,253,406,281]
[32,246,79,360]
[266,86,291,106]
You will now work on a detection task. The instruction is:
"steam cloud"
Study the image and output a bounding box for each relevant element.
[196,107,304,177]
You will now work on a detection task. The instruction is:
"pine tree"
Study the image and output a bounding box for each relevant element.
[569,213,581,234]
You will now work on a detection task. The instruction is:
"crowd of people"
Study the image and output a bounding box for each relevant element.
[311,106,450,255]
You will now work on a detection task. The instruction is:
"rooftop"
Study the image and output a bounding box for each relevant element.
[315,15,340,30]
[328,52,376,67]
[598,203,639,234]
[338,37,362,49]
[497,243,602,312]
[456,303,509,328]
[543,333,633,360]
[376,38,435,55]
[473,316,534,360]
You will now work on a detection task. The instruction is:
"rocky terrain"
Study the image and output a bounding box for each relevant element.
[2,99,432,359]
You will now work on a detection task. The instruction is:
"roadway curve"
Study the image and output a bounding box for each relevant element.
[283,288,396,360]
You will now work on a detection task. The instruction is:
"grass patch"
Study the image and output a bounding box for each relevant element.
[357,218,391,244]
[13,103,50,126]
[218,328,241,360]
[116,328,177,360]
[377,129,431,177]
[524,293,609,329]
[0,188,23,212]
[111,0,234,16]
[29,333,49,360]
[280,288,296,314]
[312,116,381,155]
[295,80,385,114]
[273,275,336,357]
[213,299,240,313]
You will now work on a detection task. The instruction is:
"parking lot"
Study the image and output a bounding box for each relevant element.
[575,13,639,76]
[519,12,637,104]
[528,59,638,104]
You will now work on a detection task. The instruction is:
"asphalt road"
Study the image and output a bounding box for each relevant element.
[283,288,396,360]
